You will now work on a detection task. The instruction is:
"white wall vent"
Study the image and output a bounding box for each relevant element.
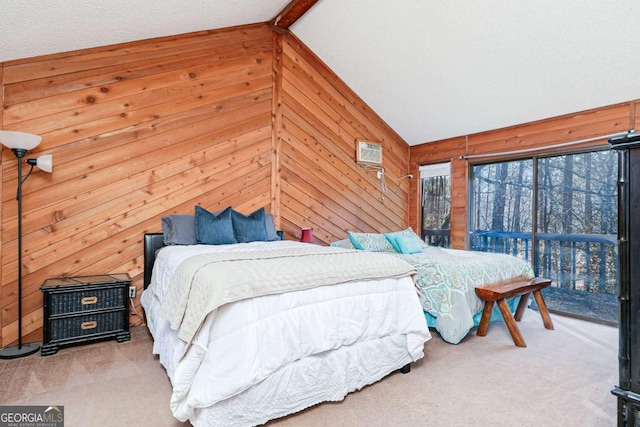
[356,140,383,165]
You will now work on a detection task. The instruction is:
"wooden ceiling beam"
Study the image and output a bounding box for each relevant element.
[271,0,320,31]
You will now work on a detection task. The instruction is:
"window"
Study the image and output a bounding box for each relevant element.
[536,152,618,295]
[470,149,618,324]
[471,159,533,258]
[420,163,451,247]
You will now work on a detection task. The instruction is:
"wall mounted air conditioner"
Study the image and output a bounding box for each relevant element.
[356,140,383,165]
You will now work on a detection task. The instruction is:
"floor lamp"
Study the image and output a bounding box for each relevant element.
[0,131,53,359]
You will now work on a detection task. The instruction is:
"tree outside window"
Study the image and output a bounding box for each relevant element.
[420,163,451,247]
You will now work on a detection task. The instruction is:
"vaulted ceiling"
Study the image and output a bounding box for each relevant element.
[3,0,640,145]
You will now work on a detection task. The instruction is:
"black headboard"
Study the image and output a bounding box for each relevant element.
[143,233,166,289]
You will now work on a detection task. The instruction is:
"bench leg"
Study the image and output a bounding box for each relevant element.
[533,290,554,330]
[497,298,527,347]
[514,292,531,321]
[477,300,494,337]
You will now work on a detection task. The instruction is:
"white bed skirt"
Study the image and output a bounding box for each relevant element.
[190,332,417,427]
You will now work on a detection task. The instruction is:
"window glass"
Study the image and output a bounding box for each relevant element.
[420,163,451,247]
[471,159,533,259]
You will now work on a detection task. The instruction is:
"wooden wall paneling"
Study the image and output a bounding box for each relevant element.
[1,119,273,303]
[280,103,403,230]
[2,25,271,85]
[0,50,270,196]
[281,37,409,180]
[0,24,275,346]
[271,32,284,230]
[3,53,273,134]
[147,126,273,216]
[467,102,631,159]
[281,35,408,176]
[410,136,467,164]
[280,33,409,241]
[279,94,404,230]
[1,102,272,274]
[449,158,468,246]
[54,128,268,258]
[278,124,406,226]
[0,90,265,201]
[2,104,270,233]
[279,176,356,243]
[1,97,273,267]
[278,146,403,243]
[282,35,408,150]
[4,36,272,110]
[279,145,385,240]
[2,75,273,160]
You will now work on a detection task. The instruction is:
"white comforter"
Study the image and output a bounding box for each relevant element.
[142,241,431,426]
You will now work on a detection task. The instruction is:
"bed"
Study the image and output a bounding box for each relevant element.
[336,228,535,345]
[140,209,431,427]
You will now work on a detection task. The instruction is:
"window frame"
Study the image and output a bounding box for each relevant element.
[467,144,616,275]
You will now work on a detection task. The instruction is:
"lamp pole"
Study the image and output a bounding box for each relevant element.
[0,131,49,359]
[17,149,26,351]
[0,148,40,358]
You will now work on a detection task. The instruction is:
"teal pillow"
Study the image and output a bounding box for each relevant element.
[195,206,237,245]
[348,232,396,252]
[384,228,428,254]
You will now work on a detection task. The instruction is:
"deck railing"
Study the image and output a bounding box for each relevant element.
[470,230,618,295]
[422,229,451,247]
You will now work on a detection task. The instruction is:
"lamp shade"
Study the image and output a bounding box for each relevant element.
[35,154,53,173]
[0,131,42,151]
[300,227,314,243]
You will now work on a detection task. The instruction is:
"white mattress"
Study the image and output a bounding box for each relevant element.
[142,241,431,426]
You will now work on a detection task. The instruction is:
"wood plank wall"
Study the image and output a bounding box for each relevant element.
[409,101,635,249]
[278,34,410,244]
[0,25,410,347]
[0,25,276,346]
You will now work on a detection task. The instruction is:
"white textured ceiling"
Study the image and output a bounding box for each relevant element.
[0,0,289,63]
[3,0,640,146]
[292,0,640,145]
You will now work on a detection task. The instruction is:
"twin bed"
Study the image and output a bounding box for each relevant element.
[332,230,534,344]
[141,210,533,426]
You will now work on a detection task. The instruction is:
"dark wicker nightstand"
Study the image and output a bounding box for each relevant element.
[40,274,131,356]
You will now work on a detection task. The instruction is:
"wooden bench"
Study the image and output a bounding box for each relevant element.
[474,277,554,347]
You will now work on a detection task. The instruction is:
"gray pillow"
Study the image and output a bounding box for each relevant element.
[330,239,355,249]
[231,208,268,243]
[264,213,281,241]
[195,206,237,245]
[162,214,197,245]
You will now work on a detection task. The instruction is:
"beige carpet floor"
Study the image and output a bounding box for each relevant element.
[0,310,618,427]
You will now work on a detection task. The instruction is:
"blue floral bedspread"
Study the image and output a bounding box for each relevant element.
[388,247,534,344]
